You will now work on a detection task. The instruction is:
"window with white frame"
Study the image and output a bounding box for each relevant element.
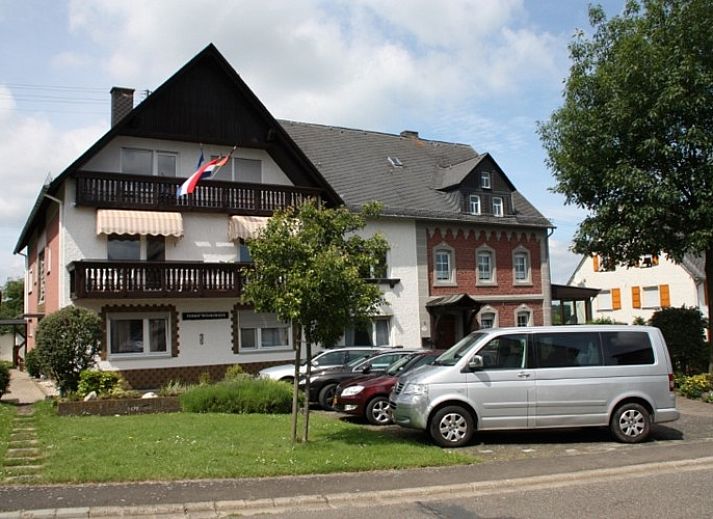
[238,312,291,351]
[342,318,391,346]
[598,290,613,311]
[121,148,153,175]
[157,151,177,177]
[479,311,496,329]
[468,195,481,215]
[492,197,504,217]
[642,286,660,308]
[481,171,491,189]
[516,310,531,327]
[434,249,454,283]
[235,158,262,183]
[108,312,170,357]
[38,250,46,304]
[513,250,531,283]
[477,249,495,283]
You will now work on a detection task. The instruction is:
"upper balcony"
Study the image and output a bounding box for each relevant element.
[68,260,252,300]
[73,170,323,215]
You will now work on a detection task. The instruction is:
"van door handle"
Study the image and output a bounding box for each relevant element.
[517,372,531,378]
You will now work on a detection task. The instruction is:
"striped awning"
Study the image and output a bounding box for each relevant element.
[96,210,183,237]
[228,215,269,241]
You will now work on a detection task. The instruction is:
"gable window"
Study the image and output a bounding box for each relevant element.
[121,148,153,175]
[639,254,659,268]
[492,197,504,217]
[434,249,454,283]
[481,171,491,189]
[476,248,496,284]
[513,250,531,283]
[108,312,169,357]
[157,152,177,177]
[235,158,262,183]
[468,195,481,215]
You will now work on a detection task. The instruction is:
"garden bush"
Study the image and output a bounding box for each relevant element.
[0,361,11,398]
[24,348,42,378]
[180,378,296,414]
[677,374,712,399]
[649,306,708,374]
[35,306,102,395]
[77,370,123,398]
[224,363,250,382]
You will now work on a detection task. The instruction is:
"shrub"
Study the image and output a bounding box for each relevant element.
[649,306,708,375]
[180,378,296,414]
[35,306,102,395]
[677,374,712,399]
[587,317,624,325]
[198,371,212,385]
[77,370,123,398]
[0,361,11,398]
[24,348,42,378]
[224,363,251,382]
[159,380,192,397]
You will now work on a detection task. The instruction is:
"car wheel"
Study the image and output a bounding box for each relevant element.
[366,396,392,425]
[318,383,338,411]
[429,405,474,448]
[610,402,651,443]
[280,376,294,384]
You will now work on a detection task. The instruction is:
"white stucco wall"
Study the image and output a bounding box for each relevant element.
[570,255,706,324]
[361,218,422,348]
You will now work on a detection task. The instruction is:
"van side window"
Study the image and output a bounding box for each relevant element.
[601,332,654,365]
[477,334,527,369]
[534,332,602,368]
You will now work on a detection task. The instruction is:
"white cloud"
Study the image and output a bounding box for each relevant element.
[548,238,583,284]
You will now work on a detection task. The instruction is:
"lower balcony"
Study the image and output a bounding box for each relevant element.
[68,260,251,299]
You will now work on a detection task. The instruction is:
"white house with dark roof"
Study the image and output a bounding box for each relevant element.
[15,45,553,387]
[568,253,708,324]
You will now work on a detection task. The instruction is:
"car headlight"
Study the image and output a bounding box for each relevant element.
[401,383,428,397]
[340,385,364,397]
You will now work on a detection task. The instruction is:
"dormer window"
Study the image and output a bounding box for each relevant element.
[468,195,481,215]
[387,156,403,167]
[481,171,491,189]
[492,197,504,217]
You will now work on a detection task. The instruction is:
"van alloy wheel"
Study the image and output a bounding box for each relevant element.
[610,403,651,443]
[429,405,474,447]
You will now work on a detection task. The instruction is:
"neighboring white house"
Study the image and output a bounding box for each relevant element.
[568,253,707,324]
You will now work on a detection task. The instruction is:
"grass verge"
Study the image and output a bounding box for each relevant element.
[0,403,16,478]
[32,401,475,483]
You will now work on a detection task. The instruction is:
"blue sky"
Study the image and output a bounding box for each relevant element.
[0,0,626,285]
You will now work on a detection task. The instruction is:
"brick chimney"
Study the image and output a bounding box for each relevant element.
[110,87,135,126]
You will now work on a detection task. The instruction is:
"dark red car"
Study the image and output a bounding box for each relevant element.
[334,350,442,425]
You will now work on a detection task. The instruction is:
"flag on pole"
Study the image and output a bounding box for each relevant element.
[195,145,204,170]
[177,146,236,197]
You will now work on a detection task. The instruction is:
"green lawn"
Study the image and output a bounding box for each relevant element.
[0,403,15,477]
[32,402,475,483]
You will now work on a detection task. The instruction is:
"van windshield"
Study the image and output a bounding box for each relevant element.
[434,332,488,366]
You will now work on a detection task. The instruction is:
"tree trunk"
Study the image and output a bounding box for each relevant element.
[302,339,312,443]
[290,322,302,445]
[706,249,713,375]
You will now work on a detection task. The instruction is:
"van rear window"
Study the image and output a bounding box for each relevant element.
[601,332,654,365]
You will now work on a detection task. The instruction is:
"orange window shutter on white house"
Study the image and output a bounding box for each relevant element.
[659,284,671,307]
[611,288,622,310]
[632,286,641,308]
[592,255,599,272]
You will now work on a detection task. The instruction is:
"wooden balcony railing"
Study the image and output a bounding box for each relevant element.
[68,260,252,299]
[73,171,323,215]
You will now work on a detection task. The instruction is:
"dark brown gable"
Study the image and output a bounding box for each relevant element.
[458,154,516,193]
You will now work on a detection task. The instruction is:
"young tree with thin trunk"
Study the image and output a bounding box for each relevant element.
[539,0,713,373]
[243,200,388,442]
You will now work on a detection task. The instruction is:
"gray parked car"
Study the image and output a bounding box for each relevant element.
[391,325,679,447]
[259,347,384,382]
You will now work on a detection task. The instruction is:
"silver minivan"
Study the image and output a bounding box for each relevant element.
[391,325,679,447]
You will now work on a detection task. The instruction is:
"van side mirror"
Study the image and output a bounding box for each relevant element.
[468,355,484,371]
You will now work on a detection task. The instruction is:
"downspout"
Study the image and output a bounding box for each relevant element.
[541,226,556,326]
[43,193,64,308]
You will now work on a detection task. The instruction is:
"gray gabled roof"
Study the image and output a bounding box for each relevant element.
[281,120,551,228]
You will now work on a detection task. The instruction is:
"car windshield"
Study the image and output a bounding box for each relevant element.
[385,353,417,376]
[434,332,488,366]
[347,354,372,369]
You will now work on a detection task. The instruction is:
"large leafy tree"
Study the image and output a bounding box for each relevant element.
[0,278,24,336]
[243,200,388,442]
[539,0,713,372]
